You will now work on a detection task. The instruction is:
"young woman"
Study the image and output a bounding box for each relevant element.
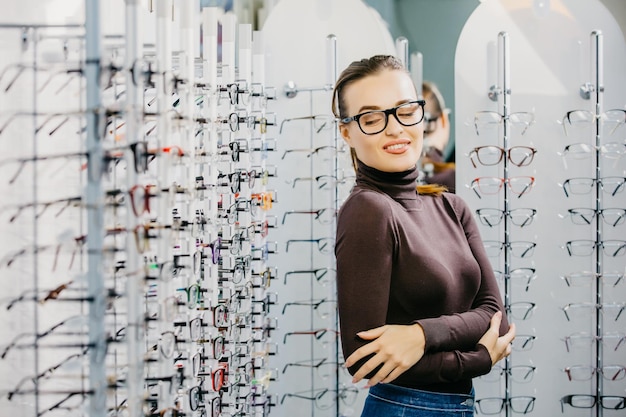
[421,80,456,192]
[332,55,515,417]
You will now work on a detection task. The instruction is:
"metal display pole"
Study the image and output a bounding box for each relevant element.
[498,31,512,417]
[85,1,106,416]
[395,36,409,69]
[590,30,604,417]
[124,1,144,416]
[155,0,175,408]
[326,33,339,417]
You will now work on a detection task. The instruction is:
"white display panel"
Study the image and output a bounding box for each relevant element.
[455,1,626,416]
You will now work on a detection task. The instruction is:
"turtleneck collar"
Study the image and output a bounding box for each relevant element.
[355,159,420,200]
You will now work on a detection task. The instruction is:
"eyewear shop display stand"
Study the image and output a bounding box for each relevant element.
[0,0,395,416]
[456,1,626,417]
[0,3,282,417]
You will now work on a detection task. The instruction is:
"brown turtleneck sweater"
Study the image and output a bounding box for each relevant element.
[335,161,507,394]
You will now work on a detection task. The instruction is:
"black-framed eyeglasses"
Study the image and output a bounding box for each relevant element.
[560,176,626,197]
[562,207,626,227]
[507,301,536,320]
[493,268,537,292]
[560,394,626,412]
[475,396,536,414]
[560,108,626,136]
[282,357,347,381]
[283,268,337,286]
[562,239,626,257]
[558,142,626,160]
[282,298,337,319]
[480,364,536,384]
[340,100,425,135]
[476,208,537,228]
[285,238,334,254]
[511,334,536,351]
[423,112,440,135]
[483,240,537,258]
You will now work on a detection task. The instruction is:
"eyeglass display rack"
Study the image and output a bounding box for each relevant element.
[265,34,365,417]
[496,31,515,417]
[470,31,539,417]
[456,10,626,416]
[0,2,280,417]
[558,30,624,417]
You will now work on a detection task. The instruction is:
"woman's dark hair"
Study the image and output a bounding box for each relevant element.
[332,55,447,195]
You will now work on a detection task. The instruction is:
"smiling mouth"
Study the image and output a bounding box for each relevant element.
[385,143,408,150]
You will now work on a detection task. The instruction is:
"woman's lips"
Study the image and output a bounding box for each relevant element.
[384,140,411,153]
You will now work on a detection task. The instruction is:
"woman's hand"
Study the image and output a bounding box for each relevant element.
[478,311,516,366]
[344,323,426,387]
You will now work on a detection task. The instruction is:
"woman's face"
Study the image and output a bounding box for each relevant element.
[339,69,424,173]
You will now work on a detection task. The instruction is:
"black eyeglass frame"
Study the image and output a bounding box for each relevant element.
[340,99,426,135]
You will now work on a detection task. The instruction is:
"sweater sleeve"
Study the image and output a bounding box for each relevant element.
[336,190,395,364]
[336,191,494,384]
[391,344,493,385]
[415,194,509,352]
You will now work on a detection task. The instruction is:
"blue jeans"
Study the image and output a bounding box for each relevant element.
[360,383,475,417]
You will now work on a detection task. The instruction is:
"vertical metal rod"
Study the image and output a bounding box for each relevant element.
[395,37,409,70]
[498,30,512,417]
[410,51,423,99]
[591,30,604,417]
[124,1,143,416]
[155,0,174,406]
[239,24,252,84]
[203,7,220,308]
[31,26,41,417]
[326,32,339,417]
[221,12,237,85]
[85,1,106,416]
[180,0,195,160]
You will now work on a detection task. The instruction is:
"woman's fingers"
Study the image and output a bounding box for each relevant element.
[364,361,396,387]
[345,325,389,369]
[350,351,385,383]
[345,341,378,369]
[489,310,503,331]
[478,311,518,365]
[356,325,387,340]
[346,324,426,385]
[499,323,516,360]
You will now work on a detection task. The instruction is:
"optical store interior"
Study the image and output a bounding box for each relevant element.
[1,0,625,416]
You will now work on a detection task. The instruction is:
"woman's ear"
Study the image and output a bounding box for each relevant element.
[440,111,448,129]
[339,123,353,147]
[441,109,451,129]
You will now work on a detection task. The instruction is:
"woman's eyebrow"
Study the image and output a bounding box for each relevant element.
[356,99,415,113]
[356,105,381,113]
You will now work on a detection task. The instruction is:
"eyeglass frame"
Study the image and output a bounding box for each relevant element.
[468,145,537,168]
[340,99,426,135]
[560,394,626,412]
[470,176,535,199]
[475,396,536,414]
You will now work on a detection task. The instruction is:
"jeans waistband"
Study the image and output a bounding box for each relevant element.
[368,383,475,411]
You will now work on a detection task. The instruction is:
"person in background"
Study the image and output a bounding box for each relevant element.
[332,55,515,417]
[421,80,456,192]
